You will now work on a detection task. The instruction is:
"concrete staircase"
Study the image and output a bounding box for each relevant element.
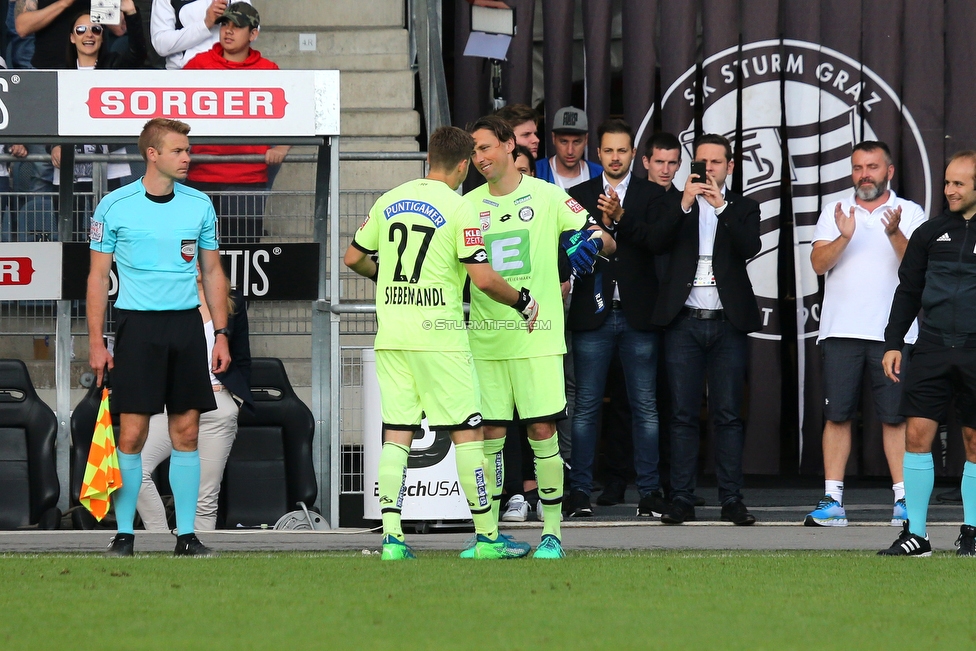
[255,0,423,190]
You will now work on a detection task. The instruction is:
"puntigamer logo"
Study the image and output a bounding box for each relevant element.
[638,39,930,341]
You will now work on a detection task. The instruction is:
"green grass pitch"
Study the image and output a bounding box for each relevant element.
[1,551,973,650]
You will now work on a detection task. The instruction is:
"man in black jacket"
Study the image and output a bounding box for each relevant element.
[879,151,976,557]
[654,133,761,526]
[564,119,676,518]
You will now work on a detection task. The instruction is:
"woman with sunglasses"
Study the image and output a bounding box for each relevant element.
[66,0,146,70]
[52,1,147,237]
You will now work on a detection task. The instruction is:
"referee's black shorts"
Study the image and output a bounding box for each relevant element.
[111,309,217,416]
[900,338,976,428]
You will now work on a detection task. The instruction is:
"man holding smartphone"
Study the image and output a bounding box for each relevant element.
[651,134,762,526]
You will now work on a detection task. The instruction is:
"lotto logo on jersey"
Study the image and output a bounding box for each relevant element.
[566,198,585,213]
[463,228,484,246]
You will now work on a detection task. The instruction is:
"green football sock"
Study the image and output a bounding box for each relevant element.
[529,434,563,540]
[483,436,506,525]
[378,441,410,542]
[455,440,497,538]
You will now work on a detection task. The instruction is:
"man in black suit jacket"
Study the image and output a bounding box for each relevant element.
[563,119,678,518]
[653,133,762,526]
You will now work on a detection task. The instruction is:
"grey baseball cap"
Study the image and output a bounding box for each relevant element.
[552,106,588,134]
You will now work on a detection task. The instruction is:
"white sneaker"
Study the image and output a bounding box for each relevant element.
[533,499,562,522]
[501,494,529,522]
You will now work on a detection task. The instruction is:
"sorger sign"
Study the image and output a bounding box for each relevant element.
[88,87,287,120]
[58,69,339,137]
[0,243,62,300]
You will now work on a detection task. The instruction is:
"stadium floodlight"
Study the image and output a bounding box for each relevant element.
[463,5,518,109]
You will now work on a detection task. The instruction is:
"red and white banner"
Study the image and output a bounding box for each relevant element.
[0,243,63,300]
[57,70,339,137]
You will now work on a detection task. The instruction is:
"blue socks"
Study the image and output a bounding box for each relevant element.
[169,450,201,535]
[962,461,976,527]
[114,451,143,535]
[903,452,934,537]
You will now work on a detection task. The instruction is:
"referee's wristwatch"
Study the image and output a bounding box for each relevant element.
[213,328,230,338]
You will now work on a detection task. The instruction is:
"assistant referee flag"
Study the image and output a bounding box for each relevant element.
[79,388,122,521]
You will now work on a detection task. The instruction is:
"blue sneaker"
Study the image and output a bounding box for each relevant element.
[803,496,848,527]
[381,535,416,560]
[460,533,531,559]
[891,498,908,526]
[532,534,565,559]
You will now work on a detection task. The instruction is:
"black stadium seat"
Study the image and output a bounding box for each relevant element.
[0,359,61,529]
[218,358,317,528]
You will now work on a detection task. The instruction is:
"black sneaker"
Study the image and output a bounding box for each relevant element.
[105,533,134,557]
[661,499,695,525]
[878,521,931,556]
[174,533,216,557]
[721,499,757,526]
[637,490,669,517]
[596,481,627,506]
[955,524,976,557]
[566,489,593,517]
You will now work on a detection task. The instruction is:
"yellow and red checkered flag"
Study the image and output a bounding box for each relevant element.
[79,387,122,520]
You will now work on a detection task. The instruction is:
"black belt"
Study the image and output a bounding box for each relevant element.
[681,306,725,320]
[611,299,622,310]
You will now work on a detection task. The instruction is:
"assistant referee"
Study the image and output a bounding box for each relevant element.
[87,118,230,557]
[879,151,976,557]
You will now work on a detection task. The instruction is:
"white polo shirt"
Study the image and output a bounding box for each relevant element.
[812,190,926,343]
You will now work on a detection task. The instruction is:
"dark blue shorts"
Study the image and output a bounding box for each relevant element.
[820,337,906,424]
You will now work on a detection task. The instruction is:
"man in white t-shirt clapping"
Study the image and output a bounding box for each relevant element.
[805,140,927,528]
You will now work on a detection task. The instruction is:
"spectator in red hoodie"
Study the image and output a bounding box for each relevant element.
[183,2,288,242]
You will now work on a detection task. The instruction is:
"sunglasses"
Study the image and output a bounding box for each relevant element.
[74,25,104,35]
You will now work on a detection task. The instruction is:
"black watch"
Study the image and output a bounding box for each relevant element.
[213,328,230,337]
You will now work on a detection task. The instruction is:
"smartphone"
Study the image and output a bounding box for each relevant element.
[690,161,707,184]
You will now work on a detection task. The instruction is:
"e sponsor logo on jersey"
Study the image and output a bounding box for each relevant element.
[514,195,532,205]
[463,228,484,246]
[484,230,531,277]
[565,198,585,214]
[479,211,491,232]
[359,215,370,231]
[518,206,534,222]
[482,198,500,207]
[181,239,196,263]
[636,39,930,340]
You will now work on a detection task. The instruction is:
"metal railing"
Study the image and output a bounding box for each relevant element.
[1,148,424,523]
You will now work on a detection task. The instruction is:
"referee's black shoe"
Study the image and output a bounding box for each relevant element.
[955,524,976,557]
[106,533,134,557]
[878,521,931,556]
[175,533,216,557]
